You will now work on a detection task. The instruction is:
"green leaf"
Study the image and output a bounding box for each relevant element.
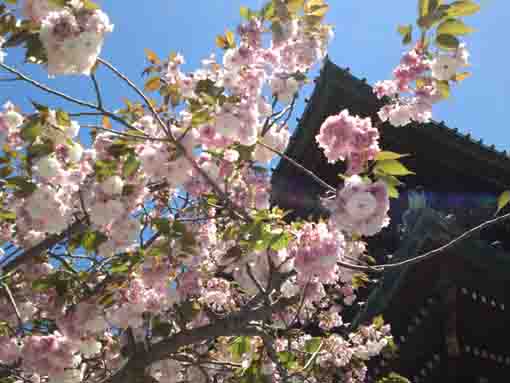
[374,160,415,176]
[446,0,481,17]
[6,177,37,195]
[123,153,140,178]
[373,314,385,329]
[376,372,411,383]
[94,160,118,180]
[436,80,450,98]
[304,337,322,353]
[269,231,292,251]
[27,142,54,159]
[47,0,67,6]
[144,76,161,92]
[229,336,251,362]
[32,278,53,292]
[435,33,460,49]
[191,110,211,127]
[397,24,413,45]
[277,351,299,370]
[225,30,235,47]
[261,2,275,19]
[0,210,15,220]
[110,262,129,274]
[20,119,42,142]
[304,0,328,17]
[375,151,410,161]
[56,109,71,127]
[152,320,173,337]
[81,231,107,253]
[24,34,47,64]
[287,0,305,13]
[240,6,251,19]
[82,0,99,10]
[428,0,442,14]
[418,0,430,18]
[153,218,171,235]
[437,18,475,35]
[352,273,369,289]
[497,191,510,214]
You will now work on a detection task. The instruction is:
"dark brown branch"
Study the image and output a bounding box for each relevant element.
[2,219,88,274]
[105,296,299,383]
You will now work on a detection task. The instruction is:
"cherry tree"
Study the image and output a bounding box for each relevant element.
[0,1,489,383]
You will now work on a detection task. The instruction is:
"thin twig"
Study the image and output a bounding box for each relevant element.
[0,63,97,109]
[81,124,167,142]
[246,264,267,296]
[261,102,293,137]
[0,63,142,133]
[91,73,103,108]
[257,140,336,193]
[375,211,510,271]
[97,57,252,222]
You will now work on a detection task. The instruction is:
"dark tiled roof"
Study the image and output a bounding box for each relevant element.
[272,57,510,196]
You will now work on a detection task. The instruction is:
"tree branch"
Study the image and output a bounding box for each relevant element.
[257,140,336,193]
[1,219,88,274]
[1,281,23,331]
[91,73,103,108]
[104,296,299,383]
[97,57,252,222]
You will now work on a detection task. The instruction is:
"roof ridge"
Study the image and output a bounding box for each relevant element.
[321,58,510,161]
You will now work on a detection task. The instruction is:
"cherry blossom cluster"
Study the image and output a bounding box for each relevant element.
[24,0,114,75]
[325,175,390,237]
[290,221,345,284]
[0,1,448,382]
[317,322,392,383]
[375,43,469,127]
[157,14,332,166]
[0,101,24,148]
[316,109,380,174]
[23,0,59,23]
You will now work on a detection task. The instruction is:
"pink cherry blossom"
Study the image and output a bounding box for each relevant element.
[326,175,390,236]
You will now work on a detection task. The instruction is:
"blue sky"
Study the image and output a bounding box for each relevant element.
[1,0,508,150]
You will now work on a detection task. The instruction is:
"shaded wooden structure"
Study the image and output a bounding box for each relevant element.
[271,58,510,382]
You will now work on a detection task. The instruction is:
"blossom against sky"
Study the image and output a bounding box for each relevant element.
[2,0,507,149]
